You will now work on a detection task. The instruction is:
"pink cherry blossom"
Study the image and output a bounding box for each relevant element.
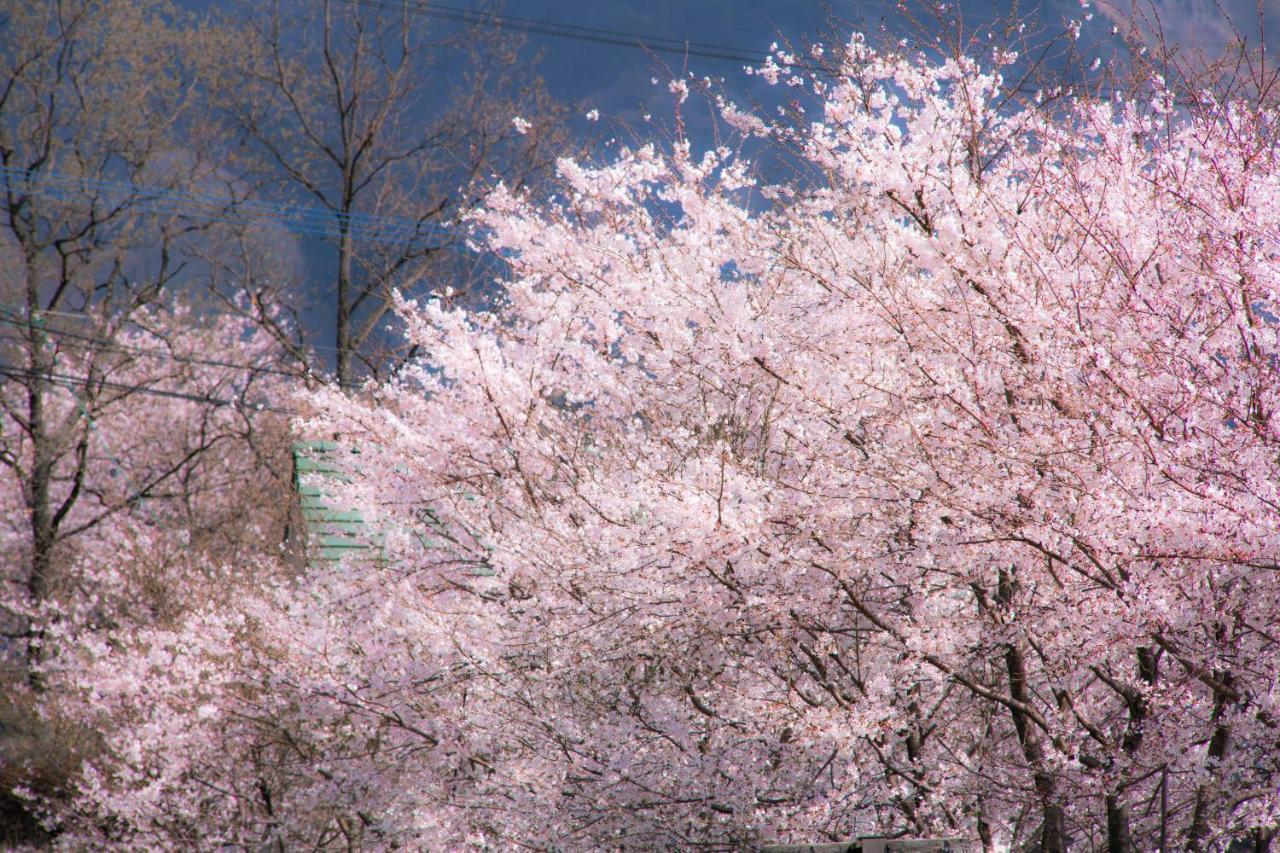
[45,37,1280,852]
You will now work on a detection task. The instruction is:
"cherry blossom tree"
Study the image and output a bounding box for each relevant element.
[0,4,302,841]
[48,35,1280,852]
[0,307,296,842]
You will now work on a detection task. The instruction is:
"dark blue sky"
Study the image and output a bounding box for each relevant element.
[478,0,1274,152]
[180,0,1276,367]
[514,0,1030,127]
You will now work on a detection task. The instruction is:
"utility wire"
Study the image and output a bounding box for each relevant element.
[0,363,299,416]
[343,0,821,69]
[419,2,814,55]
[0,166,459,250]
[5,305,400,357]
[2,302,412,356]
[0,310,311,381]
[340,0,1026,71]
[341,0,1127,106]
[0,328,306,384]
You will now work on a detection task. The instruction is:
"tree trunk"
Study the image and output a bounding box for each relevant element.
[1187,670,1233,852]
[998,568,1066,853]
[336,221,354,390]
[23,274,54,690]
[1106,795,1132,853]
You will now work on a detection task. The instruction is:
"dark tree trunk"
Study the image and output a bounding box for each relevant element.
[1106,795,1132,853]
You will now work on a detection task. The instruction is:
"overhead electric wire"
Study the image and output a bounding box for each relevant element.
[343,0,822,69]
[0,313,309,381]
[340,0,1019,72]
[416,2,805,55]
[0,166,459,249]
[0,362,299,415]
[336,0,1118,110]
[344,0,781,64]
[4,305,399,357]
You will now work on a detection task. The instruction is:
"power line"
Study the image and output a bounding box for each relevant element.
[0,166,459,250]
[338,0,1096,102]
[339,0,1022,71]
[2,302,417,356]
[0,362,298,415]
[420,2,808,56]
[5,304,401,357]
[343,0,784,66]
[0,312,310,381]
[360,1,813,72]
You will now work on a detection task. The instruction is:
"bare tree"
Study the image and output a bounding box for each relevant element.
[205,0,570,388]
[0,0,295,678]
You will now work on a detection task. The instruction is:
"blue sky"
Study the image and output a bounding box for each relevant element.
[491,0,1275,150]
[175,0,1276,365]
[518,0,1030,126]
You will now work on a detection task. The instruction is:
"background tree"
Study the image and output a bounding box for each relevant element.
[0,313,296,846]
[204,0,570,388]
[0,0,296,841]
[3,0,240,674]
[1100,0,1278,113]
